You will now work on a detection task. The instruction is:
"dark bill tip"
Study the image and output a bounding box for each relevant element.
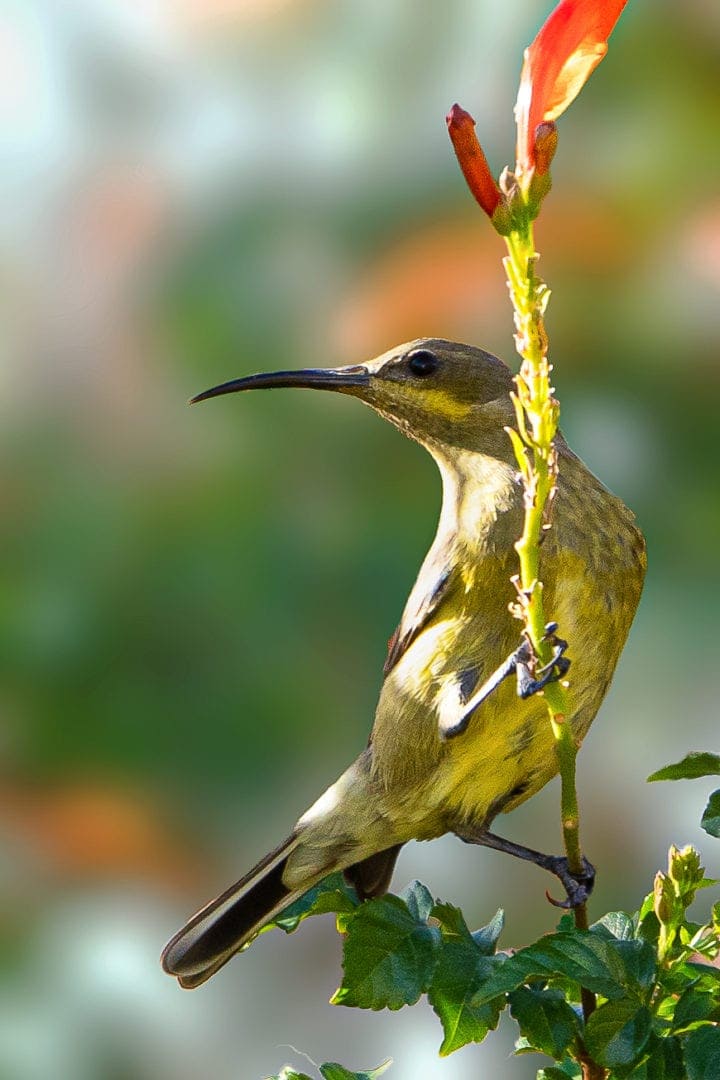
[190,366,369,405]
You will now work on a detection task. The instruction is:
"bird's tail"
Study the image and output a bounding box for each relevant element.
[162,753,404,988]
[161,832,312,988]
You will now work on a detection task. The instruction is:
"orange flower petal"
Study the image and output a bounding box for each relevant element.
[515,0,628,176]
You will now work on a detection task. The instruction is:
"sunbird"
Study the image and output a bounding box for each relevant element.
[162,339,645,988]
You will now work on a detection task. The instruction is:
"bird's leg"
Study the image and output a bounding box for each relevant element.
[457,828,595,909]
[440,623,570,740]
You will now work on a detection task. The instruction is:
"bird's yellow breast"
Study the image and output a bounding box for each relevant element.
[368,446,645,842]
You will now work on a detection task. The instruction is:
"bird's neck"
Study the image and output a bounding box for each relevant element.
[433,447,520,554]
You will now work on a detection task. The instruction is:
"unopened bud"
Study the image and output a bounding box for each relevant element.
[668,844,704,905]
[446,104,502,221]
[653,870,674,925]
[533,121,558,177]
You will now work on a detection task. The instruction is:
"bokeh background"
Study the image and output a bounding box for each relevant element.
[2,1,719,1077]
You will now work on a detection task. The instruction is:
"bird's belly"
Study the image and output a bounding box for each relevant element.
[371,589,620,836]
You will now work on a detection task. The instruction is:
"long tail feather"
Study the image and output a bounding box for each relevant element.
[161,833,307,988]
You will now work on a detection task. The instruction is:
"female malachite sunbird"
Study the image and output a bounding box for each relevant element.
[162,339,645,988]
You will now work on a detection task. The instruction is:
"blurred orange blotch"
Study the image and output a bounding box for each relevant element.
[0,780,205,891]
[331,219,507,359]
[681,202,720,286]
[67,167,169,297]
[538,194,630,271]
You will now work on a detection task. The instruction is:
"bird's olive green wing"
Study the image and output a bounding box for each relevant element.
[383,564,454,677]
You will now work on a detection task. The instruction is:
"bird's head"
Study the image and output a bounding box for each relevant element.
[191,338,516,455]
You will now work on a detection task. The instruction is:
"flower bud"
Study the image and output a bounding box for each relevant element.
[653,870,674,926]
[533,122,559,177]
[446,104,502,220]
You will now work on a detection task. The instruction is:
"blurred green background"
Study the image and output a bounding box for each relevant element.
[1,1,719,1077]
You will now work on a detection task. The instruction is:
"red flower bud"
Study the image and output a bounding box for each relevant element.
[446,104,501,219]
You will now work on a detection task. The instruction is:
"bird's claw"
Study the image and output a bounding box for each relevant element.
[544,855,595,909]
[516,622,570,700]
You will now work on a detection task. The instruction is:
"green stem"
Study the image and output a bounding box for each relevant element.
[503,220,597,1037]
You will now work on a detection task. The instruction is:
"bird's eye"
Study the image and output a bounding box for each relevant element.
[407,349,439,377]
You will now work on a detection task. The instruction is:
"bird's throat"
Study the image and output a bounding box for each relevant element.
[435,449,520,556]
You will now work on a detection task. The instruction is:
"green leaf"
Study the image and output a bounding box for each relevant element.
[472,930,641,1005]
[683,962,720,990]
[673,986,720,1031]
[683,1025,720,1079]
[621,1035,684,1079]
[472,908,505,955]
[430,902,474,944]
[648,753,720,782]
[701,790,720,838]
[427,938,503,1056]
[269,873,359,934]
[427,903,504,1055]
[536,1065,581,1079]
[319,1059,392,1080]
[331,894,441,1010]
[591,911,635,941]
[614,940,658,996]
[399,880,434,923]
[584,999,652,1068]
[266,1069,314,1080]
[430,902,504,955]
[508,986,580,1059]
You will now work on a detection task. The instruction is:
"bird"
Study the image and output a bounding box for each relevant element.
[162,338,646,988]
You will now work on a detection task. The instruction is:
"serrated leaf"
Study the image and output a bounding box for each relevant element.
[319,1059,392,1080]
[472,908,505,955]
[648,753,720,782]
[472,930,639,1005]
[431,902,474,944]
[584,999,652,1068]
[683,1025,720,1078]
[673,987,720,1031]
[701,790,720,838]
[269,873,359,934]
[591,911,635,941]
[508,986,580,1059]
[399,880,434,923]
[428,937,503,1056]
[331,894,441,1011]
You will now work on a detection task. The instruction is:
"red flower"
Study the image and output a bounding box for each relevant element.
[515,0,628,178]
[447,0,629,219]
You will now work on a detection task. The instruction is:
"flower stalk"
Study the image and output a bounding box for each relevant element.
[447,4,631,1068]
[503,208,601,1066]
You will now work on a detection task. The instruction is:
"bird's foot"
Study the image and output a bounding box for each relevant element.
[441,623,570,741]
[515,622,571,700]
[544,855,596,909]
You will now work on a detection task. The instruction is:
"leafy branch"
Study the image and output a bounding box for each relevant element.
[263,791,720,1078]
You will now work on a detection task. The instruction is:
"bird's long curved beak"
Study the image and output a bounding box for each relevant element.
[190,365,370,404]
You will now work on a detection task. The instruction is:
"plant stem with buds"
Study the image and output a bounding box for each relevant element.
[503,221,600,1060]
